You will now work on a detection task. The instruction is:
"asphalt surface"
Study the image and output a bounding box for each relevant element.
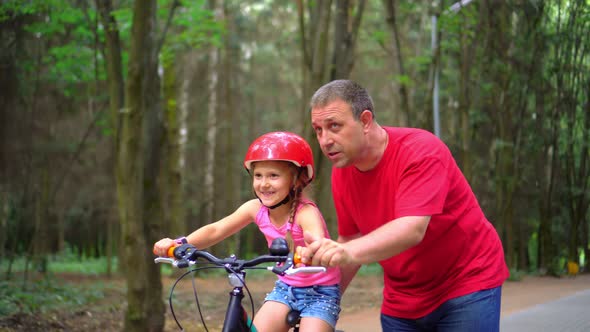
[500,289,590,332]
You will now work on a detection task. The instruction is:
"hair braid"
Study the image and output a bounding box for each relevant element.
[285,187,303,252]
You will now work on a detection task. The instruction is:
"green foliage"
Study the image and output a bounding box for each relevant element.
[1,249,118,276]
[168,0,225,64]
[7,0,103,99]
[0,0,48,22]
[408,54,432,68]
[2,0,588,296]
[109,7,133,41]
[0,276,105,316]
[370,29,387,45]
[44,45,99,96]
[357,263,383,276]
[393,74,412,87]
[51,255,118,276]
[109,0,224,77]
[528,231,539,271]
[507,268,524,281]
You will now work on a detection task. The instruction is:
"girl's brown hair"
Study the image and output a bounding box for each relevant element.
[285,165,312,251]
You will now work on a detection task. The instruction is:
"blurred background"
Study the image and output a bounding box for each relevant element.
[0,0,588,330]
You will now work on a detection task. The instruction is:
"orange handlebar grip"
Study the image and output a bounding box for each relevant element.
[167,245,178,258]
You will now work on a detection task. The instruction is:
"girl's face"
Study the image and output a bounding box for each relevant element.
[252,161,295,207]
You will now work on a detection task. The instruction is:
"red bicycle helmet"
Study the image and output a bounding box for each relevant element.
[244,131,314,181]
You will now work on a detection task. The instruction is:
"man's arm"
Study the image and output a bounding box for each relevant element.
[337,234,362,294]
[343,216,430,265]
[300,216,430,267]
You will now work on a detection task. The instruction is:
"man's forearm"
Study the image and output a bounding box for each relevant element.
[337,233,363,293]
[346,216,430,265]
[339,264,361,294]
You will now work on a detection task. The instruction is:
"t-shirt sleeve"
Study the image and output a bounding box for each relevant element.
[395,155,449,218]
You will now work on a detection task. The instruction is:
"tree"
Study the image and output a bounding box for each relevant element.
[96,0,125,278]
[204,0,221,231]
[297,0,365,231]
[115,0,165,330]
[552,0,590,267]
[381,0,411,125]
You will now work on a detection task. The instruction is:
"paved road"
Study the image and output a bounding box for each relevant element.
[337,289,590,332]
[500,289,590,332]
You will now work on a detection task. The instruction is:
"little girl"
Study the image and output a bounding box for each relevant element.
[153,131,341,332]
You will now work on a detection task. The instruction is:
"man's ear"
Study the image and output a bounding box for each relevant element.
[360,110,373,130]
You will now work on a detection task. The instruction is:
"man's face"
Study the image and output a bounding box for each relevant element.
[311,99,366,168]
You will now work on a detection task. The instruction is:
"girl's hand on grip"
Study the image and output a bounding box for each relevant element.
[153,238,175,257]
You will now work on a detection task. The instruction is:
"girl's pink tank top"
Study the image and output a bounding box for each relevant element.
[255,199,341,287]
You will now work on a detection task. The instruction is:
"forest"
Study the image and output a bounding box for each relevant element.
[0,0,589,331]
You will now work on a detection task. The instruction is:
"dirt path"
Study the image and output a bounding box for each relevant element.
[1,273,589,331]
[164,273,590,331]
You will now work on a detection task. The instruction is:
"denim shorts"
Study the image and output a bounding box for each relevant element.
[264,280,341,328]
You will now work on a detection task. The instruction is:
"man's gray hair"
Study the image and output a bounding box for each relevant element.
[309,80,375,120]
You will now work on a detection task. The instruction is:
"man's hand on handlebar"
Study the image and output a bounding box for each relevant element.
[296,231,354,267]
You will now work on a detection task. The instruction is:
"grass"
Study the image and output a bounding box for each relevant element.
[0,251,117,318]
[0,275,107,317]
[358,263,383,276]
[1,251,117,276]
[508,268,525,281]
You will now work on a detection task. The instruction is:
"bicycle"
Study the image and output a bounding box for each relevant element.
[155,237,327,332]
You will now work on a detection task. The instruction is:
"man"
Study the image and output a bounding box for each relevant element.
[298,79,509,331]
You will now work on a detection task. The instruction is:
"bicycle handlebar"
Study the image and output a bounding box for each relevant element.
[154,238,326,332]
[154,240,326,276]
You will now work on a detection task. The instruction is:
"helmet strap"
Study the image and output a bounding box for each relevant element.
[258,188,295,210]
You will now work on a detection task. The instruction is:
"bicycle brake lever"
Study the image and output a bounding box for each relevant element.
[283,266,327,276]
[267,265,327,276]
[271,253,295,276]
[154,257,190,268]
[154,257,175,264]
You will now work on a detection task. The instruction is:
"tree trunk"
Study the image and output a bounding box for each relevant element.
[142,2,167,329]
[518,216,528,271]
[536,82,558,274]
[0,192,6,263]
[31,168,51,273]
[0,16,19,261]
[117,0,165,331]
[557,1,590,266]
[219,0,243,254]
[96,0,125,278]
[204,0,221,228]
[298,0,332,147]
[382,0,411,125]
[455,6,482,182]
[163,54,186,238]
[331,0,365,80]
[483,1,516,268]
[298,0,364,233]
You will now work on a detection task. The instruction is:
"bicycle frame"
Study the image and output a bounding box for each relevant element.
[222,271,255,332]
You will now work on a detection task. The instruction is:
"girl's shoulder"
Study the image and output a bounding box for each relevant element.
[297,198,318,209]
[239,199,263,219]
[294,200,322,222]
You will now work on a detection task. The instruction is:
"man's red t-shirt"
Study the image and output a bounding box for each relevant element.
[332,127,509,319]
